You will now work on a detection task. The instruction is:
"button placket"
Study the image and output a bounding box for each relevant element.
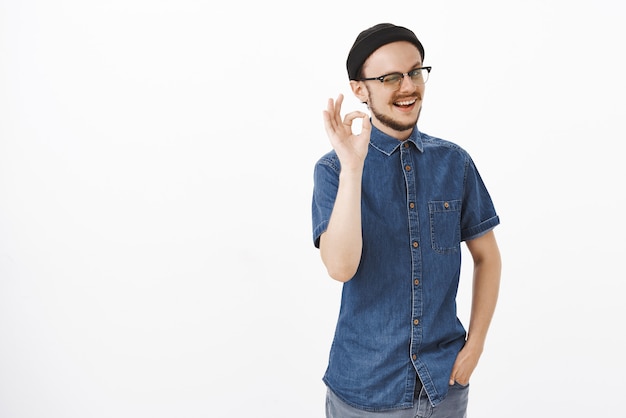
[401,141,423,365]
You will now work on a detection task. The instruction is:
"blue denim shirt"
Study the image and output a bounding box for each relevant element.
[311,124,499,411]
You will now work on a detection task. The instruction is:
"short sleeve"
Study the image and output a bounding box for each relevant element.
[311,154,341,248]
[460,156,500,241]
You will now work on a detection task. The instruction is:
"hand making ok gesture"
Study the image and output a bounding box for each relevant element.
[322,94,372,172]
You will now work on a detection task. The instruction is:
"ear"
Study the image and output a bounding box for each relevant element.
[350,80,369,104]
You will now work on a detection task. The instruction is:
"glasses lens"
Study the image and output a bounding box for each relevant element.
[382,73,403,88]
[410,69,429,84]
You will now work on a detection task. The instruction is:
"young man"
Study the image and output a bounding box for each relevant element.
[312,24,502,417]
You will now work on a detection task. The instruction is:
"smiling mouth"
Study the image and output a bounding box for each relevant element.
[394,98,417,107]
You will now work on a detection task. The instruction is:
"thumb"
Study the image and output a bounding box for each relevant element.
[449,369,457,385]
[360,115,372,133]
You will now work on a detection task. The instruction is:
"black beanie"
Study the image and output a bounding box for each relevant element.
[346,23,425,80]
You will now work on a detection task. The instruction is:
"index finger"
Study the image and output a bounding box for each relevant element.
[342,111,369,129]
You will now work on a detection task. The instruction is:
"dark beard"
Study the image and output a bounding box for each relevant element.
[371,106,421,132]
[366,86,422,132]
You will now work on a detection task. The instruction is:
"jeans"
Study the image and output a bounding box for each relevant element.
[325,383,469,418]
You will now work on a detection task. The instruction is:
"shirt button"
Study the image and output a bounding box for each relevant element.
[409,202,415,209]
[412,241,419,248]
[405,165,411,171]
[412,354,417,361]
[444,201,450,209]
[414,279,419,285]
[404,142,409,148]
[413,319,419,325]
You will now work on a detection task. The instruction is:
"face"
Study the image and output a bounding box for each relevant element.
[350,41,425,140]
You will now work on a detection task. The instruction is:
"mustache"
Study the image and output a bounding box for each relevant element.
[393,93,422,102]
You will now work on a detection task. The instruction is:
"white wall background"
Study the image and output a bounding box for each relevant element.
[1,1,625,417]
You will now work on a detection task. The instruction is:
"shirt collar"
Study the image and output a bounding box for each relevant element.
[368,121,424,156]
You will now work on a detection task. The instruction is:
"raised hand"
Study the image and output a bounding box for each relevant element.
[322,94,372,172]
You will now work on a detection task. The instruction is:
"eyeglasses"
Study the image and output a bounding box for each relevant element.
[358,67,432,89]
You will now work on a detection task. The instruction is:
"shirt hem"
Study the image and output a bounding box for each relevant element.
[324,380,415,412]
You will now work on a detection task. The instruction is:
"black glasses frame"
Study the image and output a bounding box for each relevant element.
[358,66,432,86]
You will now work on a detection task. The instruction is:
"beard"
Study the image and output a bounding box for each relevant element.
[371,106,421,132]
[366,86,422,132]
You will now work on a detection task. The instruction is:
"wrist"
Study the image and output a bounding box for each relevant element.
[339,166,364,179]
[464,336,485,354]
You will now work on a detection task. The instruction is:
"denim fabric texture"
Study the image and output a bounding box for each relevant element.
[312,124,499,411]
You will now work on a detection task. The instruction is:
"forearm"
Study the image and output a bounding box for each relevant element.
[319,169,363,282]
[465,248,501,351]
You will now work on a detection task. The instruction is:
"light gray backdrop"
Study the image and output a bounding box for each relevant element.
[1,1,625,417]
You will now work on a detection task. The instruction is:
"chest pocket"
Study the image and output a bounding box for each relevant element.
[428,200,461,254]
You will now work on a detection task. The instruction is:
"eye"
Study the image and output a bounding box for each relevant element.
[409,69,423,81]
[382,73,403,84]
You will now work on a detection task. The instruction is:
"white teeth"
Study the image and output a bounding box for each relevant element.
[395,99,416,106]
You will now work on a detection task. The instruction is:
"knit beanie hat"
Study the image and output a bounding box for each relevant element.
[346,23,425,80]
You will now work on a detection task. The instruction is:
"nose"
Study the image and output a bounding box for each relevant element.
[399,73,416,92]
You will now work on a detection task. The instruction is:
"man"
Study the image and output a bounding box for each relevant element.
[311,23,502,417]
